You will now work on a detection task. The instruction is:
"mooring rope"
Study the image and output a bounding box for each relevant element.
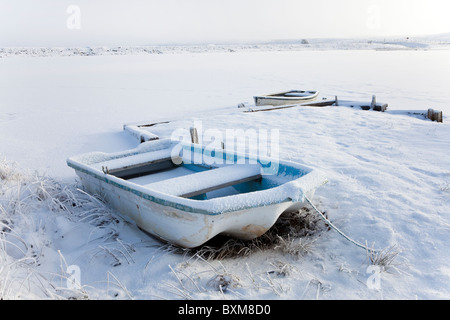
[304,195,379,253]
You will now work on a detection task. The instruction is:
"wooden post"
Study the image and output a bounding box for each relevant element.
[427,108,443,123]
[370,95,376,109]
[373,103,388,112]
[190,127,199,144]
[334,96,339,106]
[436,110,443,123]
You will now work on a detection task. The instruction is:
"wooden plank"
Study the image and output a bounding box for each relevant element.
[145,164,262,198]
[180,173,262,198]
[245,104,297,112]
[138,121,170,127]
[111,160,178,180]
[107,156,179,175]
[302,99,337,107]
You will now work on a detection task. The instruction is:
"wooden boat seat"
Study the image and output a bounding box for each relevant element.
[145,164,262,198]
[96,149,181,178]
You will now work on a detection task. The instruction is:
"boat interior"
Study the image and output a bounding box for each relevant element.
[268,90,317,98]
[103,157,263,200]
[98,149,292,201]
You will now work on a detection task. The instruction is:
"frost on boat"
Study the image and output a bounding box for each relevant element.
[254,90,319,106]
[67,139,327,248]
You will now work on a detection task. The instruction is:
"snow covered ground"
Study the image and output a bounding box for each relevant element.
[0,43,449,300]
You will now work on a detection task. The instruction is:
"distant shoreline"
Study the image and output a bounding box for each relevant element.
[2,37,450,58]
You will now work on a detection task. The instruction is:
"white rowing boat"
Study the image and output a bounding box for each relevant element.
[67,139,327,248]
[254,90,319,106]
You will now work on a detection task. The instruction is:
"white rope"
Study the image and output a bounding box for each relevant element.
[304,195,379,253]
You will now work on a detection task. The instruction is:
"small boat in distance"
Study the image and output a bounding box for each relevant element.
[254,90,319,106]
[67,139,327,248]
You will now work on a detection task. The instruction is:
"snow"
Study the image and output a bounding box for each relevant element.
[129,166,196,186]
[1,39,449,300]
[89,148,174,172]
[144,164,262,197]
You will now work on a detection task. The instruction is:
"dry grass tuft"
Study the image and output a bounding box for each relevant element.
[366,244,405,274]
[184,207,329,260]
[0,159,121,299]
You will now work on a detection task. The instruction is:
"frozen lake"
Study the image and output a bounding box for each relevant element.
[0,48,449,299]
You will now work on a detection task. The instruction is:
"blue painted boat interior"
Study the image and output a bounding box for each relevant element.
[119,144,308,201]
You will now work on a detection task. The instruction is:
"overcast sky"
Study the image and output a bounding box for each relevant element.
[1,0,450,46]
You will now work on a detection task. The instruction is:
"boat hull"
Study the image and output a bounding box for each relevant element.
[68,140,327,248]
[254,90,319,106]
[75,169,317,248]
